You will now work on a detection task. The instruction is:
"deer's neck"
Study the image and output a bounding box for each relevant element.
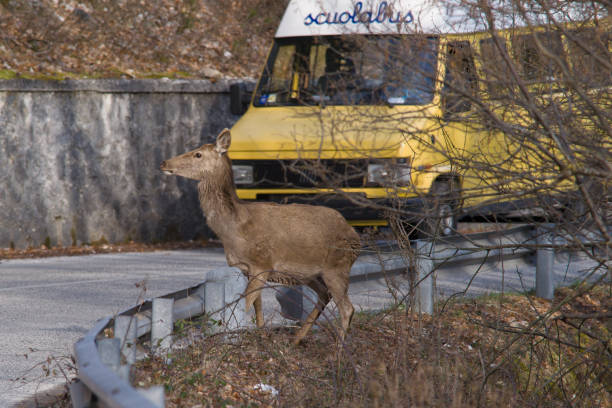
[197,178,241,237]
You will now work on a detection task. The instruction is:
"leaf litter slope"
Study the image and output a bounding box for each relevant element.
[132,284,611,407]
[0,0,287,79]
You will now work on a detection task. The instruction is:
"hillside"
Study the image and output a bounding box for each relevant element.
[0,0,288,80]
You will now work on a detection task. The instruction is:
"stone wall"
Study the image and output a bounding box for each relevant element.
[0,79,243,249]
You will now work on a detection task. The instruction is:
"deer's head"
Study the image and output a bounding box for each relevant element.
[160,129,232,181]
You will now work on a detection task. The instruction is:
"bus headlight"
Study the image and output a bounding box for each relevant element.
[367,164,389,185]
[232,165,254,185]
[367,160,411,186]
[394,163,412,185]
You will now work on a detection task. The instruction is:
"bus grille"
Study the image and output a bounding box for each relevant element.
[232,159,369,188]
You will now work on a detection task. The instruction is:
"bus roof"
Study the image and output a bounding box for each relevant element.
[275,0,606,38]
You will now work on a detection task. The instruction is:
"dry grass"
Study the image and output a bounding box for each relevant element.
[132,284,611,407]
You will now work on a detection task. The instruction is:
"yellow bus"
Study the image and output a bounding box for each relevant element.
[228,0,611,236]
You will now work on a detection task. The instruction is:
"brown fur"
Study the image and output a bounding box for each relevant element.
[160,129,360,344]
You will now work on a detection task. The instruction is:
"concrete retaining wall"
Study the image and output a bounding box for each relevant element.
[0,79,243,249]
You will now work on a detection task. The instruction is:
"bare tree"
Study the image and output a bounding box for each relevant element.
[246,0,611,404]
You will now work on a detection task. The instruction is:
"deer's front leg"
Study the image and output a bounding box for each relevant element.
[244,271,268,328]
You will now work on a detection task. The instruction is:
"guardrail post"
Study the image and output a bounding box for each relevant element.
[415,240,435,315]
[276,286,317,321]
[276,287,303,320]
[96,338,120,372]
[222,268,248,330]
[205,268,249,332]
[195,283,206,306]
[138,386,165,408]
[152,298,174,353]
[536,224,555,300]
[68,379,92,408]
[204,279,225,332]
[115,315,137,364]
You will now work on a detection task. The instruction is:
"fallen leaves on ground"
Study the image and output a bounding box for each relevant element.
[0,240,218,260]
[0,0,287,79]
[132,285,612,407]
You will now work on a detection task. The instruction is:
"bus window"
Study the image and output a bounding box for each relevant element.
[567,27,612,88]
[254,36,439,107]
[512,31,565,82]
[442,41,478,117]
[257,44,296,105]
[479,37,513,98]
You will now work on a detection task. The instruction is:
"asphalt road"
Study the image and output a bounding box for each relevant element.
[0,245,606,407]
[0,248,228,407]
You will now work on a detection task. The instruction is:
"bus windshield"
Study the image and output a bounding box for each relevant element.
[254,35,439,107]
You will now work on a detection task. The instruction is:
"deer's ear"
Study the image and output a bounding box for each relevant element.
[215,129,231,154]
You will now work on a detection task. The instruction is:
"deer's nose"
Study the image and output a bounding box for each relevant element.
[160,161,167,169]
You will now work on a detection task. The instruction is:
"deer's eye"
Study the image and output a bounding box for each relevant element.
[195,152,202,158]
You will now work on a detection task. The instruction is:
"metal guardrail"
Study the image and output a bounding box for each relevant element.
[71,317,155,408]
[70,267,247,408]
[348,224,537,280]
[70,223,561,407]
[278,224,556,319]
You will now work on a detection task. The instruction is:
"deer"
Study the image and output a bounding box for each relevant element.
[160,129,361,344]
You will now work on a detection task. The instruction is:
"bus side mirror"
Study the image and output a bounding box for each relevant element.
[230,82,253,115]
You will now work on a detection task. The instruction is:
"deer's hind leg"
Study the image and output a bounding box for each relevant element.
[293,277,331,345]
[253,294,264,328]
[322,269,354,341]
